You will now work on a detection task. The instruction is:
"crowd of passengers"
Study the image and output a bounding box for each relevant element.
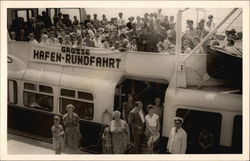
[9,9,219,54]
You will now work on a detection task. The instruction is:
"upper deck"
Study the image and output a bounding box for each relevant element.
[8,41,212,87]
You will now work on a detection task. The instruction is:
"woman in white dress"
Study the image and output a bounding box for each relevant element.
[145,105,160,153]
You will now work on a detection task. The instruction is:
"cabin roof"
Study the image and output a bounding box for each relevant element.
[20,66,123,92]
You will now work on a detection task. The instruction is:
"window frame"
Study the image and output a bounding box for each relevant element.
[23,82,54,112]
[175,107,222,145]
[8,79,18,105]
[59,87,94,120]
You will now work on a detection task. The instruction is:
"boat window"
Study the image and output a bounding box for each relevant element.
[24,82,36,91]
[23,91,53,112]
[78,91,93,100]
[39,85,53,93]
[61,88,75,98]
[23,82,53,112]
[176,108,222,153]
[8,80,17,104]
[59,98,94,120]
[232,115,242,153]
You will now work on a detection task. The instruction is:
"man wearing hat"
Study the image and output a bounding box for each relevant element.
[9,31,16,41]
[166,117,187,154]
[28,33,38,43]
[126,17,134,31]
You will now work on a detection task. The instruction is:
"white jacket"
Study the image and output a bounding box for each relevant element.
[167,127,187,154]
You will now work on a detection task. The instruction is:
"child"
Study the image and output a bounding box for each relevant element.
[192,37,205,54]
[102,127,113,154]
[51,115,64,154]
[183,40,192,54]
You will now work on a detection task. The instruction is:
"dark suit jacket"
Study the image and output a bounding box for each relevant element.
[128,108,145,135]
[122,101,135,122]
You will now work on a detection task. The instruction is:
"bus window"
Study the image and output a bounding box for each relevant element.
[60,8,80,22]
[232,115,242,153]
[8,80,17,104]
[17,10,27,22]
[59,89,94,120]
[23,83,53,112]
[176,108,222,153]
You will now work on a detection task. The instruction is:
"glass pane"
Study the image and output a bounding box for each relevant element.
[24,83,36,90]
[78,91,93,100]
[39,85,53,93]
[8,80,17,104]
[61,88,75,97]
[23,91,53,112]
[17,10,27,22]
[59,98,94,120]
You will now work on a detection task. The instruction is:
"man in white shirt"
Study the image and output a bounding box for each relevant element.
[28,33,38,44]
[206,15,216,31]
[117,12,126,27]
[167,117,187,154]
[48,32,60,45]
[93,33,103,48]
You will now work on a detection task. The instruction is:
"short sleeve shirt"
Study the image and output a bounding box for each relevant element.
[145,113,159,127]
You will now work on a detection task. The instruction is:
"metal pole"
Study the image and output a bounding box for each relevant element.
[182,8,238,63]
[174,9,183,88]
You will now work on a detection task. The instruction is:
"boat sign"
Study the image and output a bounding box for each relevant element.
[30,43,125,71]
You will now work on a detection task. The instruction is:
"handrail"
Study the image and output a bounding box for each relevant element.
[182,8,239,63]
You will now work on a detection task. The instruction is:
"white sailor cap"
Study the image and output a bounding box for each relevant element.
[174,117,184,123]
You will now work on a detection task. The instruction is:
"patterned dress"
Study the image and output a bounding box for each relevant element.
[110,119,130,154]
[63,113,81,153]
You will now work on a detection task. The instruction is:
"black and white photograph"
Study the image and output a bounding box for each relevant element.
[0,1,249,160]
